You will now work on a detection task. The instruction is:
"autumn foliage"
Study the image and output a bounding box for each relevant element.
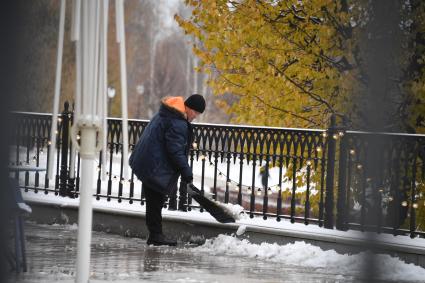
[176,0,425,133]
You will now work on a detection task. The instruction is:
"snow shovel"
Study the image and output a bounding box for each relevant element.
[187,183,236,223]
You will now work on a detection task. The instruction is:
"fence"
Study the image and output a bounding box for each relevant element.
[10,103,425,238]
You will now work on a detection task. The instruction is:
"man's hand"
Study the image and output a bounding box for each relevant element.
[182,174,193,184]
[186,182,200,196]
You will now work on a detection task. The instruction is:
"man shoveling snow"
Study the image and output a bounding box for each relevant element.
[130,94,207,246]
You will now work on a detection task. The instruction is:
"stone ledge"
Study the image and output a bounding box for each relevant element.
[25,200,425,268]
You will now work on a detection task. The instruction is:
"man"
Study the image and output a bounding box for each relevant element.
[129,94,205,246]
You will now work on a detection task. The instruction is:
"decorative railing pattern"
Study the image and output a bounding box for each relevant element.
[9,104,425,238]
[336,131,425,237]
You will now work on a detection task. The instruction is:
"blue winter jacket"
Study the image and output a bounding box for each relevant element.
[129,97,193,195]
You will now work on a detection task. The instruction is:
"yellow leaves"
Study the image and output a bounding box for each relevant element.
[176,0,358,128]
[244,64,254,73]
[267,65,275,76]
[185,0,200,6]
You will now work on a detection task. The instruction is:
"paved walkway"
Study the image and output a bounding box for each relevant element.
[10,223,364,283]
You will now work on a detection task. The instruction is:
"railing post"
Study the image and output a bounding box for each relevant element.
[324,114,336,229]
[336,121,348,230]
[59,101,71,197]
[67,103,76,197]
[262,156,269,220]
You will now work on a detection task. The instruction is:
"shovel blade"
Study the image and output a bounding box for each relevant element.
[189,184,235,223]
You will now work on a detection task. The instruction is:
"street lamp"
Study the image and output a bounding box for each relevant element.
[136,84,144,118]
[136,84,144,95]
[107,86,116,116]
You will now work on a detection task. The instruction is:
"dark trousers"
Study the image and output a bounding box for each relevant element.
[143,184,166,235]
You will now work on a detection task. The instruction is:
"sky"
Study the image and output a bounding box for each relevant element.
[158,0,181,29]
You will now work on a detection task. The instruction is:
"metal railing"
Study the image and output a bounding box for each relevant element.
[10,103,425,238]
[336,130,425,237]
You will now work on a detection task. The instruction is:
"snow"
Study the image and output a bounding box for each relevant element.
[22,189,425,282]
[11,146,320,219]
[23,189,425,280]
[192,235,425,282]
[236,224,247,236]
[216,202,246,220]
[22,188,425,252]
[18,222,425,282]
[11,145,314,195]
[158,0,180,29]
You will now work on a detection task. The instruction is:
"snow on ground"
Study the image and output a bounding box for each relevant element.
[22,189,425,282]
[192,234,425,282]
[16,221,425,282]
[13,223,354,283]
[22,189,425,251]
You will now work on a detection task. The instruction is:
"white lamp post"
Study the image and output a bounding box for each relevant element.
[50,1,130,280]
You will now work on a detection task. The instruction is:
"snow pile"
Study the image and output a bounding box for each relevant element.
[193,234,425,282]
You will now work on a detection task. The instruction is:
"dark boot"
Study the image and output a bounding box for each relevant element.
[147,233,177,246]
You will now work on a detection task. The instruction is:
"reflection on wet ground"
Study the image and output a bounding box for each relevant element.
[9,223,371,282]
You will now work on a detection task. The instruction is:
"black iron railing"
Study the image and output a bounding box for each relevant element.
[9,104,425,238]
[336,130,425,237]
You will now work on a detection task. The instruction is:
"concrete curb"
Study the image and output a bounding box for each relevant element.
[25,199,425,268]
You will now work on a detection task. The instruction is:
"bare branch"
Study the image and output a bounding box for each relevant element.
[266,60,334,113]
[251,94,320,126]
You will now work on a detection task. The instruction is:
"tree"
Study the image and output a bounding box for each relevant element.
[399,0,425,134]
[15,0,76,113]
[351,0,425,134]
[176,0,425,133]
[176,0,357,128]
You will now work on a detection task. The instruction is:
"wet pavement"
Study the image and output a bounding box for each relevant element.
[9,223,388,283]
